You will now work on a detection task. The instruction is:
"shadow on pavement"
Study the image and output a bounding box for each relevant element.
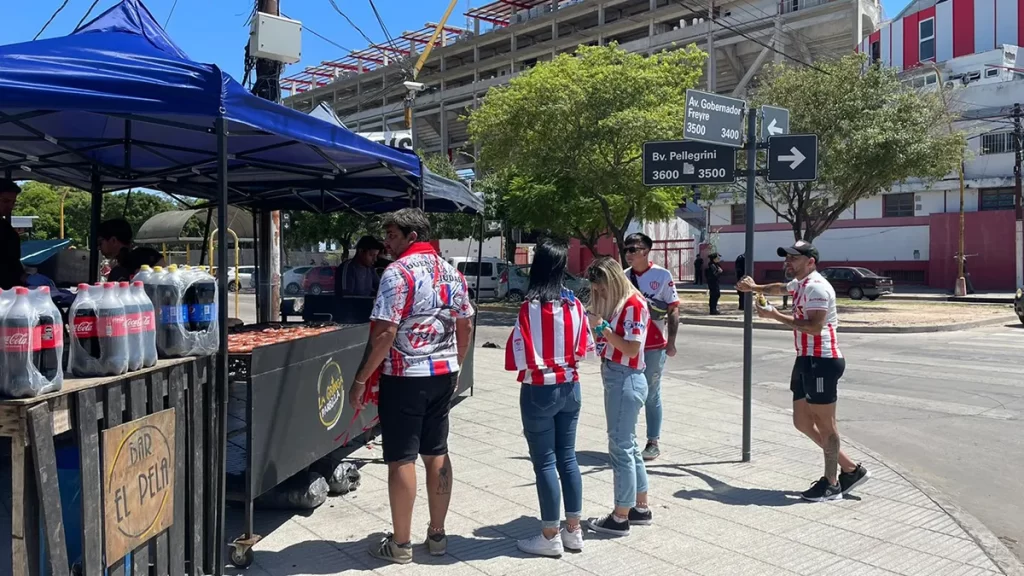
[673,467,804,507]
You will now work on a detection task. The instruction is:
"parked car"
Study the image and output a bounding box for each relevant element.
[226,266,256,292]
[1015,287,1023,324]
[820,267,894,300]
[282,266,312,295]
[447,257,509,301]
[506,264,590,301]
[302,266,336,295]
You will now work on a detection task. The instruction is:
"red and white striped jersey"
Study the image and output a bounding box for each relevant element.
[787,271,842,359]
[626,263,680,350]
[504,295,596,385]
[596,293,650,370]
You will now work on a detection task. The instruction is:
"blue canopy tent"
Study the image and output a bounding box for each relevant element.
[0,2,486,574]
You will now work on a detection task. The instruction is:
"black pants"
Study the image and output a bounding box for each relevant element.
[708,284,721,314]
[694,267,703,285]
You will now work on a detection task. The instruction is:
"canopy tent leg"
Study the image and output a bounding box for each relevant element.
[258,210,273,323]
[88,170,101,283]
[214,116,230,576]
[471,213,484,397]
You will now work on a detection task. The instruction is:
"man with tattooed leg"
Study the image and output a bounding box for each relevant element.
[736,240,870,502]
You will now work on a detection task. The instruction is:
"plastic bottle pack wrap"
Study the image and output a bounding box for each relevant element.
[68,284,129,378]
[181,266,218,357]
[0,287,65,398]
[254,470,329,510]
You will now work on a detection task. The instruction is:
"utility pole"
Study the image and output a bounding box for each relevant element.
[252,0,282,322]
[707,0,715,92]
[1014,103,1023,288]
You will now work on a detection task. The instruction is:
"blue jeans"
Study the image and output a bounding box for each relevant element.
[644,349,667,441]
[520,381,583,529]
[600,361,649,508]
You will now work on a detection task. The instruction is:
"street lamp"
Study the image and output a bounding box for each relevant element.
[929,63,968,297]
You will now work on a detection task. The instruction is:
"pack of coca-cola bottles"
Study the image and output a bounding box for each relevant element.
[132,281,158,368]
[0,286,64,398]
[68,283,130,377]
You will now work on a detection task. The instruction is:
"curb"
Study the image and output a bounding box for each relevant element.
[677,288,1014,304]
[679,314,1018,333]
[673,376,1024,576]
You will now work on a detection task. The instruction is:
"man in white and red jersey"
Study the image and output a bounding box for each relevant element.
[623,233,680,462]
[350,208,474,564]
[736,240,870,503]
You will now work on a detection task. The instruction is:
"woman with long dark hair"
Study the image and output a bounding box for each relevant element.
[505,238,595,557]
[582,256,652,537]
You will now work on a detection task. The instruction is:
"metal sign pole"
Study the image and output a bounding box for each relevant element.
[741,107,756,463]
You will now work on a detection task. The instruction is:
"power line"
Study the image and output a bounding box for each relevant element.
[324,0,394,62]
[367,0,402,57]
[165,0,180,28]
[74,0,103,32]
[34,0,72,40]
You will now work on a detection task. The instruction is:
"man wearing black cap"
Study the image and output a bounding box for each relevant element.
[736,240,870,502]
[338,235,384,297]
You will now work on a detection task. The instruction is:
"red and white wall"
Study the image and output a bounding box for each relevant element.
[857,0,1024,69]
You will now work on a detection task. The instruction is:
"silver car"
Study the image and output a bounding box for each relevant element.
[506,264,590,302]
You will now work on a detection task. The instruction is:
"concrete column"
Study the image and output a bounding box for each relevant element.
[473,45,481,83]
[598,4,605,45]
[552,20,559,41]
[649,0,657,37]
[511,33,517,74]
[440,102,449,159]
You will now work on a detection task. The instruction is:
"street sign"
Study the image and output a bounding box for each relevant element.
[760,105,789,142]
[767,134,819,183]
[643,140,737,186]
[683,89,746,148]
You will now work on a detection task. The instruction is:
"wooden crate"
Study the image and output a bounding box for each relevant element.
[0,357,219,576]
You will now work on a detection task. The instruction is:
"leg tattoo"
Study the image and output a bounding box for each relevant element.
[436,463,451,495]
[824,433,840,483]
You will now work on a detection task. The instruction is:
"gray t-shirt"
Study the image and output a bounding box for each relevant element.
[340,259,379,296]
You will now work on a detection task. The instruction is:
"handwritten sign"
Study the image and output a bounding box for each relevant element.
[102,409,176,565]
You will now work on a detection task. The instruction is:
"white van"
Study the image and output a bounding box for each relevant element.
[448,256,509,301]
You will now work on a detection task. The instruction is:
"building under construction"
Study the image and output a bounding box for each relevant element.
[282,0,882,173]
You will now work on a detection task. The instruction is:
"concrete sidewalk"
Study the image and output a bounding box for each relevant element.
[234,347,1021,576]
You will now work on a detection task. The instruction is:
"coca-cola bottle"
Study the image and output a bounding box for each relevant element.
[132,281,157,368]
[0,289,14,381]
[119,282,143,371]
[1,287,40,398]
[32,287,63,394]
[69,284,102,377]
[98,282,129,375]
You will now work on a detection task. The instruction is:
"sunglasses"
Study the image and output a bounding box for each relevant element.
[587,268,604,282]
[625,246,645,254]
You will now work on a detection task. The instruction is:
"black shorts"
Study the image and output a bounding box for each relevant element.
[378,372,457,463]
[790,357,845,405]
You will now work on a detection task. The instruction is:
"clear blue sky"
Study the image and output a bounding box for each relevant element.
[9,0,909,83]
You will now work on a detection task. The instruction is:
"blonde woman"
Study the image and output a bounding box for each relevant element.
[582,256,653,537]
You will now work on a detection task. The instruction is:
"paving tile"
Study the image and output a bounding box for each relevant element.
[212,349,1013,576]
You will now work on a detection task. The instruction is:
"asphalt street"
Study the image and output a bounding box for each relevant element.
[476,314,1024,563]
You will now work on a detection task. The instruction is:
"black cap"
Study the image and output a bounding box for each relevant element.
[355,235,384,251]
[777,240,819,261]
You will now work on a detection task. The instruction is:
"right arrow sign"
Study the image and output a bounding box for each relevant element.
[767,134,818,183]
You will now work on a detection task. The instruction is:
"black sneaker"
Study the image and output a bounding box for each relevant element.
[584,514,630,537]
[628,507,653,526]
[838,464,871,495]
[801,477,843,502]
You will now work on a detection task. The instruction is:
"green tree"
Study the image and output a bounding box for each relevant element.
[728,54,965,241]
[468,43,705,263]
[420,153,480,241]
[285,211,372,260]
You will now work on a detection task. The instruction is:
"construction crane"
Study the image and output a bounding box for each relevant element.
[404,0,461,130]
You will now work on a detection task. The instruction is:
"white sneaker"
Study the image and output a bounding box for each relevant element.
[561,526,584,551]
[517,533,563,557]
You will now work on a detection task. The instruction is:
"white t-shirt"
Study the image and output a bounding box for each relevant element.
[787,271,842,358]
[626,263,680,350]
[370,245,475,377]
